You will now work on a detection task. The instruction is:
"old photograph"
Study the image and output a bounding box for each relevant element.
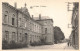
[2,0,79,50]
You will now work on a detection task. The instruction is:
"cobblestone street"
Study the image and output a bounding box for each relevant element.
[12,42,75,50]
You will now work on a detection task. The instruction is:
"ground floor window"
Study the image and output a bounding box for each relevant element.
[25,33,27,42]
[12,32,16,41]
[19,33,22,42]
[5,31,9,41]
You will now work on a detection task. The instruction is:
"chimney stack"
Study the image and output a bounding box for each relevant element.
[25,3,27,7]
[39,14,41,20]
[14,2,17,8]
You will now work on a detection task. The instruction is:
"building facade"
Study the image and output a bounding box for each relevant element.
[69,2,79,50]
[36,15,54,44]
[2,2,54,45]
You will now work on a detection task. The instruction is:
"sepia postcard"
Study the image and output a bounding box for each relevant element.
[0,0,80,51]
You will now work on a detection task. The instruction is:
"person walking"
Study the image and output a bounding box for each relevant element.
[67,42,69,46]
[67,40,70,47]
[70,42,71,46]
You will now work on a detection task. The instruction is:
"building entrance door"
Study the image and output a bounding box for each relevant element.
[25,33,27,43]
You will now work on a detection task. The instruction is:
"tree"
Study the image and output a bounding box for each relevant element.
[54,26,65,43]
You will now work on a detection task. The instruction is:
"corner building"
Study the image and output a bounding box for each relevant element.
[2,2,54,45]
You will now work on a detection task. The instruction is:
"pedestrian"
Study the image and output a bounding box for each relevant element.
[67,42,69,46]
[70,42,71,46]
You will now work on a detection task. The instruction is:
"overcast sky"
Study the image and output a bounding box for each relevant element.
[2,0,79,39]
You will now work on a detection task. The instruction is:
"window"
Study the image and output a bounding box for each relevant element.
[4,15,7,23]
[19,18,21,27]
[12,14,15,25]
[5,31,9,41]
[44,21,47,25]
[19,33,22,42]
[45,28,47,34]
[25,33,27,39]
[12,18,15,25]
[4,11,8,23]
[25,23,26,27]
[12,14,15,17]
[12,32,15,41]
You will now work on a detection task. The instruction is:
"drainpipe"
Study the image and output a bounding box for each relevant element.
[17,10,18,43]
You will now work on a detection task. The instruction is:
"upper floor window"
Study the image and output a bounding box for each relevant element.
[4,15,7,23]
[18,18,21,27]
[4,11,8,23]
[12,14,15,25]
[13,14,15,17]
[12,18,15,25]
[44,21,47,25]
[25,33,27,39]
[45,28,47,34]
[25,23,26,27]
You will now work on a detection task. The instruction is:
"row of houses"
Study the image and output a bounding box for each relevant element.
[2,2,54,45]
[69,2,79,50]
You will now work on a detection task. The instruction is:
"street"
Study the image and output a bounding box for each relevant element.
[12,42,75,50]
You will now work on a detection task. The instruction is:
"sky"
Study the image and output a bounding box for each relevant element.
[1,0,79,39]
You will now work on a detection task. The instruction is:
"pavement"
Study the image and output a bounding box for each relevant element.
[64,45,75,50]
[11,42,75,50]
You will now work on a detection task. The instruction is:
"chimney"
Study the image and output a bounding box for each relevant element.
[25,3,27,7]
[32,15,33,19]
[14,2,17,8]
[21,7,22,11]
[39,14,41,20]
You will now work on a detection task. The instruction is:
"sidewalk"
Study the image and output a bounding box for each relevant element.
[64,45,75,50]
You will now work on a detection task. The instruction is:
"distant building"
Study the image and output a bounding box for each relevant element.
[2,2,54,46]
[69,2,79,50]
[35,15,54,44]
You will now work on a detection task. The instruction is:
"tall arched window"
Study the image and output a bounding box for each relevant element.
[4,11,8,23]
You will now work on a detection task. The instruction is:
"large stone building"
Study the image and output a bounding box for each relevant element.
[69,2,79,50]
[2,2,54,45]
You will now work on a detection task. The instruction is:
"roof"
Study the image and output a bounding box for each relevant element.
[36,19,53,22]
[33,16,53,22]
